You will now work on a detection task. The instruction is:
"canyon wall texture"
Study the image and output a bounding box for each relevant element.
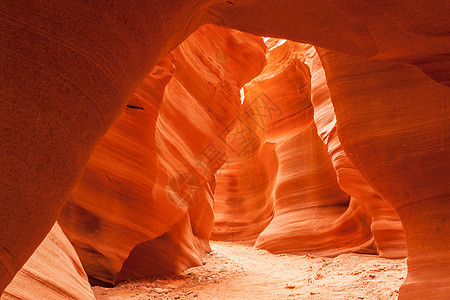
[1,1,448,298]
[295,44,407,258]
[213,39,377,256]
[58,54,176,286]
[209,1,449,85]
[1,0,215,292]
[211,120,277,244]
[59,24,266,285]
[317,48,449,299]
[2,223,95,300]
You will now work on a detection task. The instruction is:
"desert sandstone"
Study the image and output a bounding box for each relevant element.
[1,1,448,299]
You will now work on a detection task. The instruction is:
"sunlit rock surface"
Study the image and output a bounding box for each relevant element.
[58,54,176,286]
[1,1,448,298]
[213,39,376,256]
[317,47,449,299]
[255,122,376,256]
[1,1,216,292]
[295,44,407,258]
[211,110,277,244]
[209,1,450,86]
[2,223,95,300]
[59,24,266,285]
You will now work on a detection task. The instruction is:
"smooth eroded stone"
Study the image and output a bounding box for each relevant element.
[2,223,95,300]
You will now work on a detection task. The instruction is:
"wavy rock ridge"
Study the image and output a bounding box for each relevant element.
[2,223,95,300]
[59,24,266,285]
[213,39,378,256]
[317,47,449,299]
[1,1,448,298]
[297,43,407,258]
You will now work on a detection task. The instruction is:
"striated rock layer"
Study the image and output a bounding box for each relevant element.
[58,54,176,286]
[296,44,407,258]
[1,1,448,298]
[2,223,95,300]
[59,24,266,285]
[213,39,376,256]
[209,1,450,85]
[211,107,278,244]
[213,40,405,258]
[1,1,218,292]
[256,121,376,256]
[317,48,449,299]
[118,24,266,283]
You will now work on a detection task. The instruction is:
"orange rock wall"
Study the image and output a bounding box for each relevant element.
[58,55,176,286]
[213,40,376,256]
[1,1,448,298]
[2,223,95,300]
[211,108,277,244]
[59,24,266,285]
[255,122,376,255]
[1,0,216,292]
[317,48,449,299]
[295,44,407,258]
[209,1,449,84]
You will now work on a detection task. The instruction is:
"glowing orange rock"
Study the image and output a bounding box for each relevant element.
[2,223,94,300]
[150,23,267,257]
[211,114,277,244]
[1,1,447,297]
[210,1,449,85]
[295,44,407,258]
[213,39,375,255]
[317,48,449,299]
[1,1,213,293]
[58,54,176,286]
[59,24,266,285]
[255,121,376,255]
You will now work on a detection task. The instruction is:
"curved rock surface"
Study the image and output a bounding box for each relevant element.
[295,44,407,258]
[317,48,449,299]
[58,54,176,286]
[1,1,448,298]
[213,39,376,255]
[211,112,277,244]
[255,122,376,256]
[209,1,449,85]
[1,1,216,292]
[59,24,266,285]
[2,223,95,300]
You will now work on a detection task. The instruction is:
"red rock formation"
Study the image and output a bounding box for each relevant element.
[115,215,203,282]
[317,48,449,299]
[255,121,376,255]
[1,1,216,292]
[58,54,176,286]
[212,39,310,243]
[59,24,266,285]
[209,1,450,85]
[295,44,407,258]
[2,223,95,300]
[148,23,266,270]
[212,39,375,255]
[1,1,448,297]
[211,113,277,244]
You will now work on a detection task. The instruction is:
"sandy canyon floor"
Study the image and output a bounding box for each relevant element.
[93,241,406,300]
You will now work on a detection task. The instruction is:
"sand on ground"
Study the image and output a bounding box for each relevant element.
[93,241,406,300]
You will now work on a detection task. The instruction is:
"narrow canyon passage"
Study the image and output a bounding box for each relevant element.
[1,2,449,299]
[93,241,407,300]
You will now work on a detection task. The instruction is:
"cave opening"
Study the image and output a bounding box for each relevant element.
[1,1,449,299]
[58,26,409,299]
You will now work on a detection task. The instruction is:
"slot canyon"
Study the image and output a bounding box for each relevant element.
[1,1,449,299]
